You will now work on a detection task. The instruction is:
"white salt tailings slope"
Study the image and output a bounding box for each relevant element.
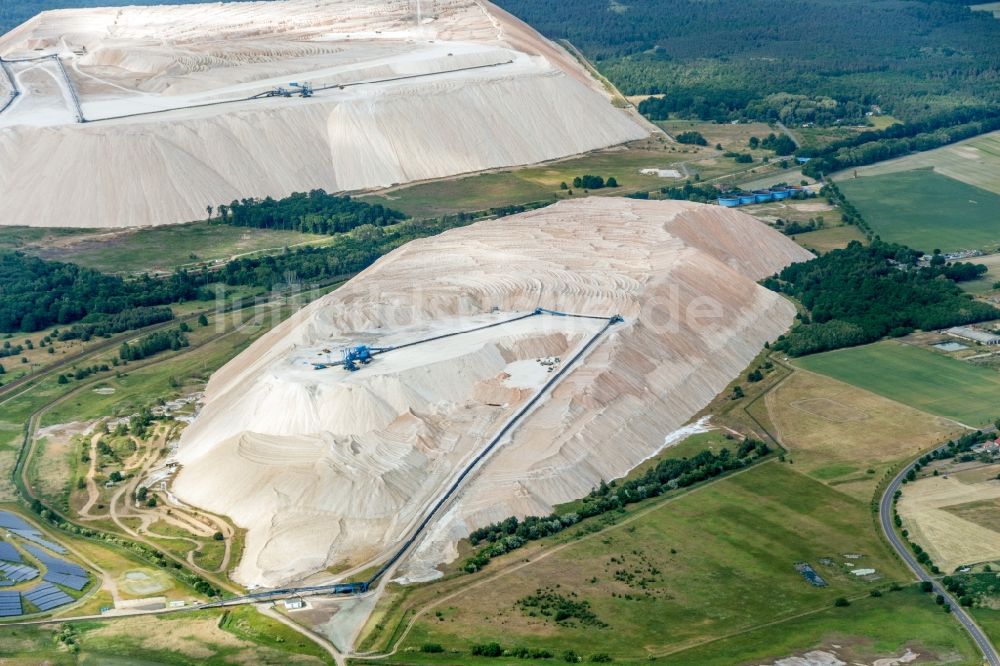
[0,0,646,228]
[171,198,813,588]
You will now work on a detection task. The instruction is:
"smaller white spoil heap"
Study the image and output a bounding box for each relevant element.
[0,0,647,228]
[172,198,813,587]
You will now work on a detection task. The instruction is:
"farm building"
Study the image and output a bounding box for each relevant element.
[946,326,1000,345]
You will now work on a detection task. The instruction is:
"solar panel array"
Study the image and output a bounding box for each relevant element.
[23,582,73,612]
[0,540,21,563]
[12,530,67,554]
[24,545,86,577]
[0,511,31,531]
[0,590,21,617]
[43,571,88,591]
[0,562,39,583]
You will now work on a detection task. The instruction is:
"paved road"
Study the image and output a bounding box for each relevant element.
[880,444,1000,666]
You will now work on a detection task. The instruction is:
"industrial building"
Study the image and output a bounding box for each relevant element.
[946,326,1000,345]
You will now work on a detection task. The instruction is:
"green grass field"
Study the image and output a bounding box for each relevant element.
[668,587,978,665]
[0,605,331,664]
[837,169,1000,253]
[794,342,1000,426]
[0,222,326,274]
[958,252,1000,294]
[358,140,693,219]
[362,463,920,664]
[846,130,1000,196]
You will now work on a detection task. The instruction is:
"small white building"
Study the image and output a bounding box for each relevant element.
[639,168,682,178]
[283,599,305,610]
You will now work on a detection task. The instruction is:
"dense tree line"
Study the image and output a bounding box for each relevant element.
[801,108,1000,177]
[641,90,868,126]
[215,189,406,235]
[765,241,999,356]
[571,175,617,189]
[760,133,797,156]
[496,0,1000,121]
[464,439,770,571]
[119,327,189,361]
[217,213,491,289]
[675,130,707,146]
[0,252,207,333]
[56,306,175,342]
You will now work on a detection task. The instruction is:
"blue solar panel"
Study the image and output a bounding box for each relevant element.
[23,582,72,610]
[12,531,67,554]
[0,541,21,563]
[23,546,86,577]
[43,571,88,591]
[0,511,31,531]
[0,590,21,616]
[0,563,39,583]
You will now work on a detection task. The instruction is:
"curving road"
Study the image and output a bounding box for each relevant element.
[880,446,1000,666]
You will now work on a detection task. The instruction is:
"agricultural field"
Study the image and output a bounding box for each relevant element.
[668,587,978,665]
[898,464,1000,572]
[846,130,1000,196]
[0,605,332,664]
[359,463,914,664]
[836,169,1000,253]
[0,222,327,275]
[958,252,1000,294]
[766,369,961,500]
[790,224,868,253]
[794,342,1000,427]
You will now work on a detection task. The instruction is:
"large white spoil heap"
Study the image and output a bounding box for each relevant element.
[0,0,647,228]
[171,198,813,587]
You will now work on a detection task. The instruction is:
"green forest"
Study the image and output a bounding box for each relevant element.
[0,211,486,337]
[215,189,406,235]
[496,0,1000,122]
[0,252,207,334]
[764,241,999,356]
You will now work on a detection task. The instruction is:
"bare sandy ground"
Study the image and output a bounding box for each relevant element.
[170,198,812,587]
[0,0,646,227]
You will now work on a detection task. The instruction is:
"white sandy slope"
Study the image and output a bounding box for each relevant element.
[171,198,813,587]
[0,0,646,228]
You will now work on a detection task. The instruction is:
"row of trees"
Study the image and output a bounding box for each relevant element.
[765,241,999,356]
[569,175,618,189]
[56,306,175,342]
[802,107,1000,178]
[119,326,189,361]
[214,189,406,235]
[464,439,770,571]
